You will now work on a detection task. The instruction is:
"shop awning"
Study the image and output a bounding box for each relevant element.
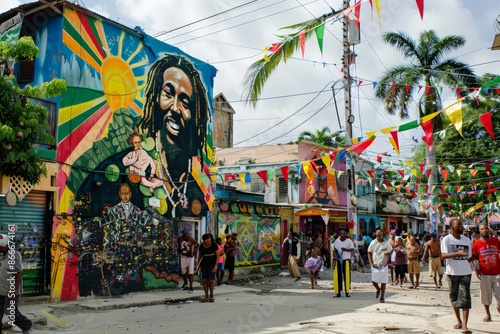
[410,216,427,220]
[295,207,346,216]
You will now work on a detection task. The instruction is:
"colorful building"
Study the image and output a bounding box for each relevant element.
[0,1,216,301]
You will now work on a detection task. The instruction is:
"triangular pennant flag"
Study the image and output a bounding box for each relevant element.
[298,30,306,58]
[425,86,432,96]
[456,87,462,96]
[280,166,289,183]
[257,170,268,185]
[469,169,478,177]
[365,130,377,137]
[444,99,463,137]
[389,130,400,155]
[479,112,495,140]
[405,84,411,95]
[376,152,388,163]
[418,163,425,173]
[381,126,396,134]
[421,110,442,124]
[321,155,331,169]
[457,169,462,177]
[245,172,252,183]
[367,170,375,178]
[399,120,419,132]
[426,169,432,178]
[481,75,500,89]
[263,46,270,62]
[373,0,381,25]
[314,24,325,54]
[239,173,246,188]
[348,136,376,155]
[225,174,236,181]
[420,119,434,151]
[398,170,405,178]
[441,169,448,182]
[372,82,377,88]
[302,161,315,180]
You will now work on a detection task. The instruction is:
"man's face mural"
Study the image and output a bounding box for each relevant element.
[159,67,193,144]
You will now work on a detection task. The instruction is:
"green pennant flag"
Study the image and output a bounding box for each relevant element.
[398,120,419,132]
[315,24,325,54]
[481,76,500,89]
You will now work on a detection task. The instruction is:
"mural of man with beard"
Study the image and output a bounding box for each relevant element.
[137,54,210,218]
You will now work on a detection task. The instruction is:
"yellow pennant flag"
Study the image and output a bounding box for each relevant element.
[365,130,377,137]
[321,155,331,168]
[411,169,417,176]
[381,126,396,134]
[421,110,442,124]
[457,169,462,177]
[263,46,270,62]
[302,161,315,180]
[406,161,413,167]
[388,136,400,155]
[373,0,381,25]
[444,99,463,137]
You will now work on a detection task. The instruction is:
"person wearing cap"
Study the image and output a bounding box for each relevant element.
[0,234,32,334]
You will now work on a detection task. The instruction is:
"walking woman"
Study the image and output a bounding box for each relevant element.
[215,237,225,286]
[198,234,221,302]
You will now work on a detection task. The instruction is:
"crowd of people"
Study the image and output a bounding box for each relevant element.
[282,220,499,334]
[177,229,238,303]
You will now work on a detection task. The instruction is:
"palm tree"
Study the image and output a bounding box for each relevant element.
[297,127,345,147]
[375,30,478,187]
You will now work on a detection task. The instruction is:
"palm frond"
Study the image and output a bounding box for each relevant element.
[241,14,336,107]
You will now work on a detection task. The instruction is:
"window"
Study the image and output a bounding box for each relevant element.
[276,177,288,203]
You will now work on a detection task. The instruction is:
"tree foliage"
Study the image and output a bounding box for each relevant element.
[297,127,345,147]
[0,37,66,184]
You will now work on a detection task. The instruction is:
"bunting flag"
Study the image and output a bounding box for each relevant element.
[269,42,281,54]
[421,110,441,124]
[256,170,268,185]
[315,24,325,54]
[367,170,375,178]
[280,166,289,182]
[479,112,495,140]
[399,120,419,132]
[426,169,432,178]
[239,173,246,188]
[397,170,404,178]
[441,168,448,182]
[373,0,381,25]
[444,99,463,137]
[389,130,400,155]
[321,155,331,169]
[425,86,432,96]
[481,75,500,89]
[225,174,236,181]
[420,119,434,151]
[245,172,252,183]
[457,169,462,178]
[376,152,388,163]
[417,0,424,20]
[303,161,315,181]
[381,126,396,134]
[469,169,478,177]
[342,0,362,28]
[418,163,425,173]
[347,135,376,155]
[365,130,377,137]
[298,30,306,58]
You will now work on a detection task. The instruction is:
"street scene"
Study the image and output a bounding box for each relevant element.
[10,266,499,334]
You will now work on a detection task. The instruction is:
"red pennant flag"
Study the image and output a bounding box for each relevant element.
[405,84,410,95]
[358,80,363,86]
[398,170,404,178]
[426,169,432,178]
[257,170,268,185]
[391,83,397,89]
[348,136,376,155]
[486,188,499,195]
[376,152,388,163]
[418,164,425,173]
[389,130,400,155]
[479,112,495,140]
[418,85,422,92]
[415,0,424,19]
[425,185,429,194]
[441,185,446,192]
[487,171,491,176]
[269,42,281,54]
[225,174,236,181]
[469,169,478,177]
[420,119,434,151]
[298,30,306,58]
[383,179,389,188]
[438,194,449,198]
[441,169,448,181]
[496,88,500,95]
[456,87,462,96]
[280,166,289,183]
[425,86,432,96]
[367,170,375,178]
[456,186,461,192]
[416,177,421,184]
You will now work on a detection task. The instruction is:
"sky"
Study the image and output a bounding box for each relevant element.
[3,0,500,165]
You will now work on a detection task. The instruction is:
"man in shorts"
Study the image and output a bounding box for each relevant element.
[441,219,474,334]
[368,229,392,303]
[470,222,500,322]
[177,229,199,293]
[406,235,421,289]
[421,233,444,288]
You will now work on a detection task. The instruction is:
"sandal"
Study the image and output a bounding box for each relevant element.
[200,298,209,303]
[209,297,215,302]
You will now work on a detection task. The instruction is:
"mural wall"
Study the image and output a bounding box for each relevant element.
[41,6,217,300]
[216,201,281,267]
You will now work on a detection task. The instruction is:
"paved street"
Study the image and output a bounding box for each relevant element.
[5,266,499,334]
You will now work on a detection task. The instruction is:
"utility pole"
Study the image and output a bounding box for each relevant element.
[342,0,358,241]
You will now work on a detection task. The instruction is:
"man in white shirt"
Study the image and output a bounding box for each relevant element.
[333,230,355,297]
[441,219,474,334]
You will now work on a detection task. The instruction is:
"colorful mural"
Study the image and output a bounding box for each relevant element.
[41,6,217,299]
[217,201,281,266]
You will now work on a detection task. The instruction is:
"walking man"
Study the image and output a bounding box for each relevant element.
[177,228,199,293]
[441,219,474,334]
[0,234,33,334]
[282,232,301,281]
[333,229,355,297]
[470,222,500,322]
[421,232,444,288]
[406,235,421,289]
[368,229,393,303]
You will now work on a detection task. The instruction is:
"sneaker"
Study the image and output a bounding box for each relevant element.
[380,298,385,303]
[179,283,186,290]
[188,288,194,294]
[334,293,341,298]
[182,286,190,291]
[294,277,301,282]
[345,293,350,297]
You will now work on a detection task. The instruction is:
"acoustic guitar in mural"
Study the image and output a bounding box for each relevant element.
[93,252,111,297]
